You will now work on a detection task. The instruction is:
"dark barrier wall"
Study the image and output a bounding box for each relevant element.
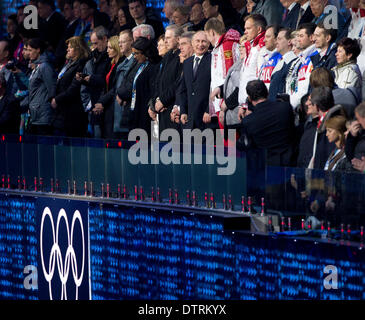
[0,193,364,300]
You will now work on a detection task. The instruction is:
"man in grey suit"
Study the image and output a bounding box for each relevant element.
[252,0,285,25]
[95,30,137,139]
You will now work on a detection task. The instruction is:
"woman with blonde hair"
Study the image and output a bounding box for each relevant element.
[324,115,352,171]
[51,36,90,137]
[93,35,124,138]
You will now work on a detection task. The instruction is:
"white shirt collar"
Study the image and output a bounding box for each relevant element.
[301,1,310,11]
[193,54,204,60]
[46,11,55,22]
[288,2,297,11]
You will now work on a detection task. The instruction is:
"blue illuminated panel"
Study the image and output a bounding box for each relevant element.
[0,194,364,300]
[0,195,37,300]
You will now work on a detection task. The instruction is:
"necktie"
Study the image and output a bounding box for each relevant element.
[193,56,200,78]
[296,7,305,28]
[282,9,288,22]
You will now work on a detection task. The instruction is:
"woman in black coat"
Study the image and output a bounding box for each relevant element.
[94,35,124,139]
[51,36,90,137]
[116,37,161,140]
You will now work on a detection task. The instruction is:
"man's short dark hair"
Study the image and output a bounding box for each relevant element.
[80,0,97,9]
[266,24,280,38]
[128,0,146,5]
[244,14,267,30]
[278,27,293,40]
[37,0,56,10]
[246,80,268,101]
[310,87,334,112]
[316,21,337,44]
[297,22,316,36]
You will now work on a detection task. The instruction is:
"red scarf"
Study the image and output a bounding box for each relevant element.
[106,63,116,90]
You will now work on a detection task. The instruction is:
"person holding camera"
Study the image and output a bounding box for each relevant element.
[235,80,296,167]
[23,38,57,136]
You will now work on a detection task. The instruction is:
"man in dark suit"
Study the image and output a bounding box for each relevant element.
[37,0,67,54]
[281,0,301,29]
[237,80,296,167]
[0,72,20,134]
[295,0,314,29]
[179,31,211,130]
[128,0,165,39]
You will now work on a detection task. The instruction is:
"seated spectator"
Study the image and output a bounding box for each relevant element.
[324,115,352,171]
[311,21,338,70]
[0,72,20,135]
[172,6,193,32]
[188,2,207,31]
[51,36,90,137]
[310,67,361,119]
[332,37,362,90]
[93,35,124,138]
[25,38,57,136]
[132,24,155,41]
[128,0,165,39]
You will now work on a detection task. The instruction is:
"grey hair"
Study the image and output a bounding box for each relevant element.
[180,31,195,42]
[92,25,109,40]
[165,24,184,38]
[166,0,184,10]
[355,102,365,118]
[132,24,155,40]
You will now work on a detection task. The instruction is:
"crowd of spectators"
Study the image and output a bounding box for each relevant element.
[1,0,365,176]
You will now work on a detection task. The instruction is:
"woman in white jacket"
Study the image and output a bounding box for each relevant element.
[332,37,362,89]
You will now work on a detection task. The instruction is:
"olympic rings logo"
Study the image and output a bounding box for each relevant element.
[40,207,85,300]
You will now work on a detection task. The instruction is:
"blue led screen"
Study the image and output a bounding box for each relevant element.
[0,193,364,300]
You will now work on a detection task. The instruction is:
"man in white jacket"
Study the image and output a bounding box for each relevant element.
[238,13,267,106]
[285,22,318,109]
